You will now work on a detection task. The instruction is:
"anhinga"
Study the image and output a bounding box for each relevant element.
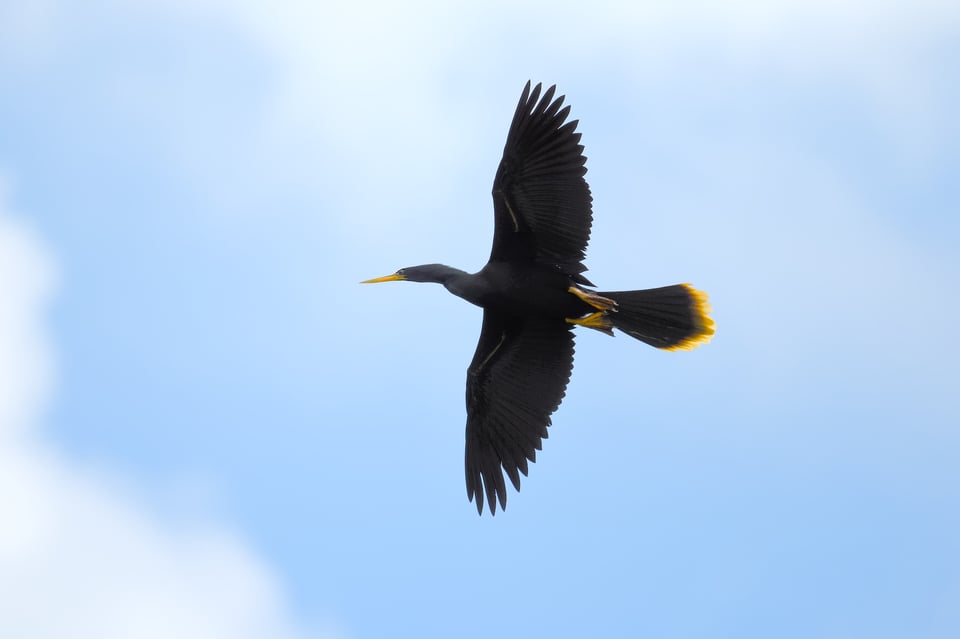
[363,82,714,515]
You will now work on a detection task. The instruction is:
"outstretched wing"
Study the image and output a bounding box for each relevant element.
[464,310,575,515]
[490,81,594,282]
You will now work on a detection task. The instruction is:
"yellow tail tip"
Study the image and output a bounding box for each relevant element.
[663,284,715,352]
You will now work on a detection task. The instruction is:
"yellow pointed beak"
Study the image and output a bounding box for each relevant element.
[360,273,406,284]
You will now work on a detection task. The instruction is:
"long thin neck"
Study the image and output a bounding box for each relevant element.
[402,263,485,306]
[442,269,488,307]
[430,264,471,285]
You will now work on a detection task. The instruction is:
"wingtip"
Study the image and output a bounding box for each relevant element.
[528,82,542,107]
[519,80,532,104]
[541,84,557,107]
[467,474,509,516]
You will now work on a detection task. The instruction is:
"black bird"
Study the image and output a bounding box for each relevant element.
[363,82,714,515]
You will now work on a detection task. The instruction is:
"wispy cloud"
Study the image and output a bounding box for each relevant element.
[69,0,954,256]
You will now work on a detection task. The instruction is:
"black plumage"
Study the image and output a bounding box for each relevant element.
[363,82,714,515]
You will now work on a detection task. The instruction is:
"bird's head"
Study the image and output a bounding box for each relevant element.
[361,264,461,285]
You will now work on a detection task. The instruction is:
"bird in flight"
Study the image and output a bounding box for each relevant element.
[363,82,714,515]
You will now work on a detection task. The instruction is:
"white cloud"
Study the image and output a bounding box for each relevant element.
[7,0,957,180]
[0,187,54,441]
[14,0,947,243]
[109,0,955,244]
[195,0,959,139]
[0,184,332,639]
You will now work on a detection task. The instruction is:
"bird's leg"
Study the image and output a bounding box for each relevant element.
[567,312,615,336]
[568,286,618,312]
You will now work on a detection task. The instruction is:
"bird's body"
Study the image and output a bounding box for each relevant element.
[425,262,592,318]
[363,82,714,515]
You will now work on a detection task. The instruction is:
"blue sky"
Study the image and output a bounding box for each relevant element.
[1,1,958,637]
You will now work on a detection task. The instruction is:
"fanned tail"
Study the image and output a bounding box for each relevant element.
[598,284,715,351]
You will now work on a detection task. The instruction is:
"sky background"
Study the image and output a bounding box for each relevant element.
[1,1,959,637]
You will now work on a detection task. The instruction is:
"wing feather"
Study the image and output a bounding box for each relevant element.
[490,82,594,281]
[464,310,575,515]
